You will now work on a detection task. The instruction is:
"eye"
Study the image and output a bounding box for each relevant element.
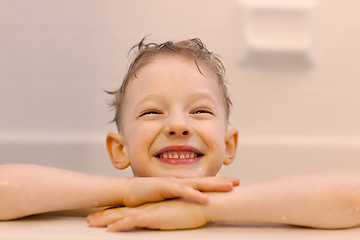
[139,110,161,117]
[192,109,214,115]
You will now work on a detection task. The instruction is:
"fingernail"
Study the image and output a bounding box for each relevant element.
[107,224,115,231]
[89,218,97,225]
[200,195,209,204]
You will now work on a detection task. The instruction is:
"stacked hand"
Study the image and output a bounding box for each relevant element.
[88,199,208,231]
[88,177,239,231]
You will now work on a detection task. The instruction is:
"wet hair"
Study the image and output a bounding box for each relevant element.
[107,37,232,131]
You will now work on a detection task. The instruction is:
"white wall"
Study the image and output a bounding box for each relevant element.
[1,0,359,183]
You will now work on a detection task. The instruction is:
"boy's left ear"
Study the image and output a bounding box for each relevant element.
[223,128,238,165]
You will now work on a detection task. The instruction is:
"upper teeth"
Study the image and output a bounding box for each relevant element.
[159,151,198,159]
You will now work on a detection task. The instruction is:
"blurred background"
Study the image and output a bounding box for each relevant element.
[1,0,359,183]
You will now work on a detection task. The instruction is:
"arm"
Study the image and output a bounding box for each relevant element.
[205,175,360,229]
[0,164,238,220]
[88,175,360,231]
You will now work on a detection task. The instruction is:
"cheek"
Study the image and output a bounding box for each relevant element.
[196,122,227,158]
[136,122,162,142]
[126,122,161,156]
[196,121,226,143]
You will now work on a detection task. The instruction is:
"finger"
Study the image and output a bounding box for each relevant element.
[180,177,239,192]
[198,180,234,192]
[161,184,209,204]
[157,179,239,204]
[188,177,239,186]
[207,177,240,187]
[107,212,163,232]
[88,208,127,227]
[87,208,117,222]
[107,215,142,232]
[87,204,123,221]
[220,177,240,186]
[107,203,206,231]
[87,211,105,222]
[180,177,239,188]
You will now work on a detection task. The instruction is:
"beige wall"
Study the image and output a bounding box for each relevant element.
[1,0,359,182]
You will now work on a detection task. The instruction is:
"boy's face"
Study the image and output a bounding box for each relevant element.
[107,55,238,177]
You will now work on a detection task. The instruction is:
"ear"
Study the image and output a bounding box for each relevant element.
[106,132,130,170]
[223,128,238,165]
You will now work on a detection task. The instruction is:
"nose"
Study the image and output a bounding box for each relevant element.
[167,129,189,136]
[164,111,192,138]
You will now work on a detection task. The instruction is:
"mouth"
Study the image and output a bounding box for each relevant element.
[154,146,204,165]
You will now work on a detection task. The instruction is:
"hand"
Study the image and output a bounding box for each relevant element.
[120,177,239,206]
[88,199,208,231]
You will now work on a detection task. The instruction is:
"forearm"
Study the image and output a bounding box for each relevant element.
[0,164,128,220]
[205,175,360,229]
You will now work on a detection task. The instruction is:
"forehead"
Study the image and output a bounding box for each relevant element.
[125,55,221,100]
[137,53,212,78]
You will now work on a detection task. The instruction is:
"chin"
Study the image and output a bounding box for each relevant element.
[132,166,217,178]
[157,169,210,178]
[133,171,201,178]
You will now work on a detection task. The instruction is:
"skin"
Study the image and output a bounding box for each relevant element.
[0,164,238,220]
[88,175,360,231]
[106,54,238,178]
[0,54,239,221]
[88,54,360,231]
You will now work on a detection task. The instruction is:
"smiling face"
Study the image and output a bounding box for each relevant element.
[107,54,238,177]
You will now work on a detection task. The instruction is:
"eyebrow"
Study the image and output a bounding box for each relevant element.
[135,94,161,106]
[133,95,163,115]
[189,91,218,107]
[138,91,217,105]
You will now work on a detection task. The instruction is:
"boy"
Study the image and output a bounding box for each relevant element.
[87,38,360,231]
[0,38,238,221]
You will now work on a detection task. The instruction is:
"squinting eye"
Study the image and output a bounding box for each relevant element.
[139,110,160,117]
[193,109,213,115]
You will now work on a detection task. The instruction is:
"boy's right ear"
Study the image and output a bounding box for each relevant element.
[106,132,130,170]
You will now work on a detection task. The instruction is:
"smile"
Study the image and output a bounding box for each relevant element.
[158,151,201,159]
[154,146,204,165]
